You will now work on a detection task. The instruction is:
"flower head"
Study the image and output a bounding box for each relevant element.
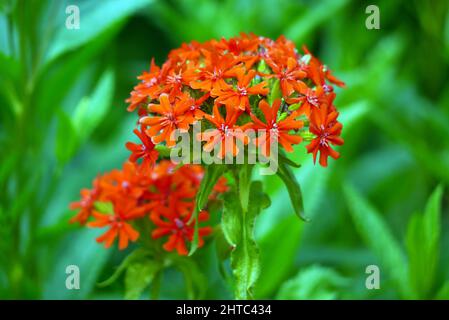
[125,33,344,167]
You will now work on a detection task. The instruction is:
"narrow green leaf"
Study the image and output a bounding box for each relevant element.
[276,159,308,221]
[278,151,302,168]
[97,248,152,288]
[189,164,226,255]
[174,258,208,300]
[405,185,443,297]
[343,184,410,298]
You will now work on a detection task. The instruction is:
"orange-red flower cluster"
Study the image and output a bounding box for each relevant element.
[70,160,227,254]
[126,33,344,166]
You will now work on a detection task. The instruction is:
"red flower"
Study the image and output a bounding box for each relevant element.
[101,161,150,200]
[125,127,159,173]
[189,52,239,92]
[250,99,303,155]
[88,200,150,250]
[303,46,345,88]
[69,177,102,224]
[266,57,307,97]
[288,83,327,117]
[140,94,195,147]
[212,68,268,111]
[126,59,161,112]
[200,104,249,158]
[151,204,212,256]
[306,106,344,167]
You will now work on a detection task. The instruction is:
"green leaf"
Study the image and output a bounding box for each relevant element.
[44,0,155,64]
[343,184,410,298]
[406,185,443,298]
[94,201,114,214]
[124,259,160,300]
[222,180,270,299]
[189,164,226,255]
[276,159,308,221]
[278,151,301,168]
[276,265,347,300]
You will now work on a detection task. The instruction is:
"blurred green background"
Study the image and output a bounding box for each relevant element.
[1,0,449,299]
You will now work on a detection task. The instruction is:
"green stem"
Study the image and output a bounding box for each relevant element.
[234,164,255,300]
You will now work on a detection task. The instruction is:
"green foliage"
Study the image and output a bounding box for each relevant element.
[406,185,444,298]
[276,157,307,221]
[222,178,270,299]
[343,184,410,298]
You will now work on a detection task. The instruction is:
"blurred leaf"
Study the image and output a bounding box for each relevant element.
[256,214,303,298]
[174,258,208,300]
[285,0,349,43]
[0,52,21,120]
[276,265,347,300]
[406,185,443,298]
[44,0,154,64]
[436,281,449,300]
[343,184,410,298]
[55,109,79,164]
[73,69,115,140]
[124,259,160,300]
[36,26,119,118]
